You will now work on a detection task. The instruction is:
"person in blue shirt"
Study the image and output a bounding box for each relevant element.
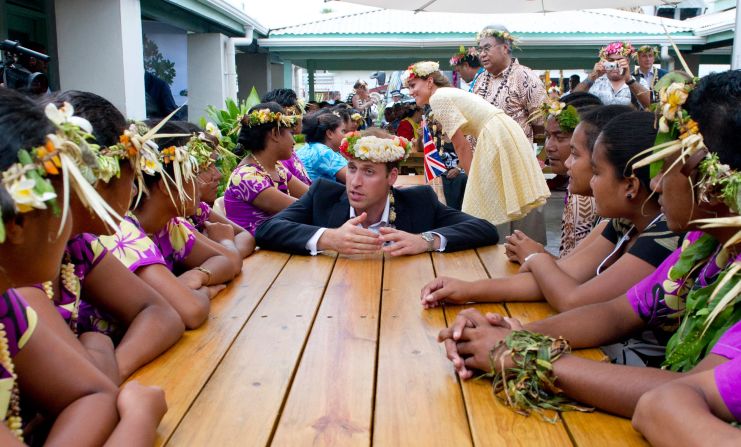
[296,110,348,183]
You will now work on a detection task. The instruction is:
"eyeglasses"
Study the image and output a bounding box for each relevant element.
[477,43,506,53]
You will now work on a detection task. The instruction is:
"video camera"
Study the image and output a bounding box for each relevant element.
[0,40,50,94]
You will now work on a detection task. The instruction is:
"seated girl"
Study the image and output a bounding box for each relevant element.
[171,121,255,259]
[224,102,309,235]
[296,109,348,183]
[123,122,241,327]
[262,88,312,186]
[17,91,184,383]
[422,110,682,313]
[0,87,166,445]
[506,93,603,259]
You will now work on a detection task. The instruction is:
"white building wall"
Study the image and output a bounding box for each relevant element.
[55,0,146,118]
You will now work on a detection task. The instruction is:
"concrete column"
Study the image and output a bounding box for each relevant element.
[283,60,293,91]
[55,0,145,118]
[187,33,229,124]
[235,52,269,100]
[307,60,315,101]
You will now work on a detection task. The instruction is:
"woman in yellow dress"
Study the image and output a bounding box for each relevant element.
[404,61,549,226]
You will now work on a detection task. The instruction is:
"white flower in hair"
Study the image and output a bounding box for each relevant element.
[44,102,93,134]
[205,122,222,139]
[5,174,57,213]
[402,61,441,87]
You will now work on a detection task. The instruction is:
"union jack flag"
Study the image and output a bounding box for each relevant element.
[422,121,446,183]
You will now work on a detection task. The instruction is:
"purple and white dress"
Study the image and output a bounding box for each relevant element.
[280,150,312,186]
[224,162,293,235]
[0,289,37,425]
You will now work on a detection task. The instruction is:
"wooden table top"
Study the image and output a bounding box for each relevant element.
[130,245,648,446]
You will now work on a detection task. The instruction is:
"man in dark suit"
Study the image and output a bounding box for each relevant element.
[255,133,498,256]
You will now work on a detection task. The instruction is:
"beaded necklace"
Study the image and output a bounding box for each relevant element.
[250,154,290,198]
[477,59,514,106]
[388,192,396,227]
[43,255,82,334]
[0,320,22,441]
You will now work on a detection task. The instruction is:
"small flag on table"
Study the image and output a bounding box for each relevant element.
[422,121,446,183]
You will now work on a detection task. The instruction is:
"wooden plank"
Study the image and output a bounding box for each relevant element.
[167,254,336,447]
[373,253,473,446]
[433,250,573,447]
[272,255,383,446]
[129,250,290,446]
[563,411,648,447]
[476,245,520,279]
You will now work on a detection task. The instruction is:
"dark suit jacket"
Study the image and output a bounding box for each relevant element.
[255,178,499,254]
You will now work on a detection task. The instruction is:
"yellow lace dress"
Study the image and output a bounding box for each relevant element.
[429,87,550,225]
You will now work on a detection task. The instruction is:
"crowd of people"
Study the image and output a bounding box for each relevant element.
[0,22,739,446]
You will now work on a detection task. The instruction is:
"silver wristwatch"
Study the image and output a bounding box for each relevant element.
[421,232,435,252]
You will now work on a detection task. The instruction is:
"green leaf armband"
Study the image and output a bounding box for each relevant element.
[482,330,593,423]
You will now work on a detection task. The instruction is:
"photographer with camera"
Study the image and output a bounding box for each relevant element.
[0,39,50,94]
[574,41,650,109]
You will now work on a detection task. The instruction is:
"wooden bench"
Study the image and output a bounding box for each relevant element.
[129,246,648,446]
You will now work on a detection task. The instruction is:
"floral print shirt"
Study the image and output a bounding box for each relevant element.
[97,215,167,272]
[188,202,213,233]
[296,142,347,182]
[224,162,292,235]
[151,217,198,270]
[280,150,312,186]
[0,289,37,422]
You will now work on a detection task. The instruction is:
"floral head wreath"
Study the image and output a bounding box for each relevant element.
[476,28,518,45]
[599,41,635,59]
[401,61,440,87]
[283,99,306,118]
[95,121,163,209]
[243,108,300,129]
[0,102,123,242]
[339,132,412,163]
[186,124,236,170]
[527,100,579,133]
[547,86,561,96]
[449,45,478,67]
[635,45,660,60]
[351,113,364,124]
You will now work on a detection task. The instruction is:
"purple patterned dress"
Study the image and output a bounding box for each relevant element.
[150,217,198,270]
[712,322,741,420]
[280,150,312,186]
[188,202,213,232]
[224,162,293,235]
[0,289,37,425]
[97,214,167,272]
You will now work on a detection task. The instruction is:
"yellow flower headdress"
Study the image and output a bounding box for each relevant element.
[476,28,518,45]
[0,102,123,241]
[243,108,299,129]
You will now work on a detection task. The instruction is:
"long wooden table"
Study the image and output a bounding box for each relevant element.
[130,245,648,446]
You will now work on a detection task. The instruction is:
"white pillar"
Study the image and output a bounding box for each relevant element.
[55,0,145,119]
[187,33,229,124]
